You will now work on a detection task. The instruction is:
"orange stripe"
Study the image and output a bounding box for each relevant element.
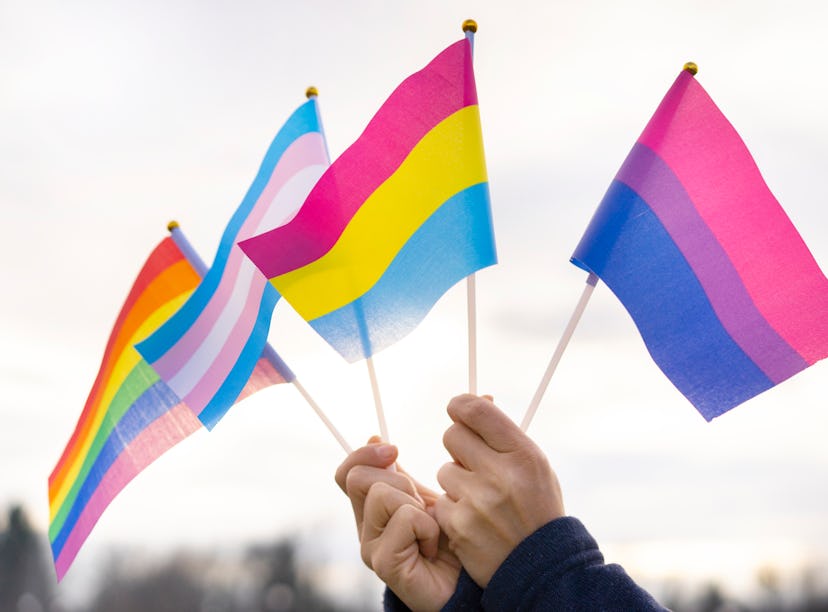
[48,259,199,496]
[48,238,187,485]
[48,290,192,512]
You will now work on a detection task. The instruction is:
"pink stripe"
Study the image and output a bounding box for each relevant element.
[54,404,200,580]
[239,39,476,278]
[236,131,329,239]
[151,132,327,379]
[639,71,828,363]
[241,356,287,398]
[152,249,245,378]
[183,275,267,409]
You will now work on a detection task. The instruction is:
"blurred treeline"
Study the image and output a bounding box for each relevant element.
[2,503,827,612]
[1,505,372,612]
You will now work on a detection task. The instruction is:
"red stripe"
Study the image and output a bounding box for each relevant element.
[49,238,194,486]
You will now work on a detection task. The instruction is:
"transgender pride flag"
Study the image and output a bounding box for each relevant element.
[572,68,828,420]
[137,98,329,428]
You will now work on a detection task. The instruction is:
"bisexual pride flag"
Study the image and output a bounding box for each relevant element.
[572,67,828,420]
[240,39,496,362]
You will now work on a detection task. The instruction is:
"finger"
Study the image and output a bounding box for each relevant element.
[436,461,472,501]
[415,483,441,508]
[398,471,441,508]
[379,502,442,564]
[447,394,525,453]
[392,462,439,506]
[335,441,397,493]
[442,421,495,472]
[362,482,428,553]
[432,494,461,546]
[346,465,422,531]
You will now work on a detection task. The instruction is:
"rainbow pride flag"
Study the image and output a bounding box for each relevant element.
[49,234,287,580]
[572,68,828,420]
[240,39,496,361]
[137,98,328,428]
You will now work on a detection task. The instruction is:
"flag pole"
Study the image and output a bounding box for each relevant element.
[167,221,353,454]
[365,356,389,442]
[520,272,599,431]
[463,18,479,395]
[313,81,389,444]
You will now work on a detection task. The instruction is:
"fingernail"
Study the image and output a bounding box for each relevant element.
[377,444,396,460]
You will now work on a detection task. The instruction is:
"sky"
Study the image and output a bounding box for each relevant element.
[2,0,828,606]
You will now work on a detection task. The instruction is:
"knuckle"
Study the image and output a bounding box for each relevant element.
[344,465,367,496]
[365,480,391,504]
[442,424,463,453]
[481,482,509,511]
[513,447,551,482]
[334,465,347,491]
[450,510,474,548]
[436,462,449,487]
[441,504,472,546]
[360,542,373,569]
[396,502,420,521]
[465,396,488,422]
[447,394,477,418]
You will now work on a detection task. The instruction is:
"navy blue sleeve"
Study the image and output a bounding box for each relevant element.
[481,516,666,611]
[382,569,483,611]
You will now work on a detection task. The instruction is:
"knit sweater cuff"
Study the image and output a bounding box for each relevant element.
[382,569,483,611]
[481,516,604,610]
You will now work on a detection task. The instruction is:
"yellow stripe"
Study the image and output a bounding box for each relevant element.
[48,293,190,517]
[271,105,487,320]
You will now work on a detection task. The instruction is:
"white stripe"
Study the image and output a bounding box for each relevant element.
[167,258,260,397]
[166,166,326,398]
[254,164,327,235]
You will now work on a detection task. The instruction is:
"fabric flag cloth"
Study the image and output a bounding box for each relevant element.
[240,39,497,362]
[49,235,286,580]
[572,68,828,421]
[137,98,328,428]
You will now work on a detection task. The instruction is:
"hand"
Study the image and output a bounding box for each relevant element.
[335,438,461,610]
[434,395,565,588]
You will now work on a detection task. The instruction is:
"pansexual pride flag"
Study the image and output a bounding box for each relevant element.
[240,39,496,361]
[572,68,828,420]
[49,233,286,580]
[137,98,328,428]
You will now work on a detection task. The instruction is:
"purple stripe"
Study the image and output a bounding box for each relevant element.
[617,143,807,383]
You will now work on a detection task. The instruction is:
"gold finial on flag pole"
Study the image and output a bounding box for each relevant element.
[683,62,698,76]
[167,220,179,232]
[306,86,319,99]
[462,19,478,33]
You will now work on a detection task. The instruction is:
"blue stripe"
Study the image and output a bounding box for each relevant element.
[198,283,282,429]
[572,180,773,420]
[51,376,180,558]
[137,100,320,362]
[309,182,497,362]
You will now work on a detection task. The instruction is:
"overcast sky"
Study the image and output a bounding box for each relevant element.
[2,0,827,605]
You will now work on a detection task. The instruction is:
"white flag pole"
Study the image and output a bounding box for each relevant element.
[167,220,353,454]
[464,18,479,395]
[520,272,599,432]
[292,378,352,453]
[366,356,389,442]
[467,273,478,395]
